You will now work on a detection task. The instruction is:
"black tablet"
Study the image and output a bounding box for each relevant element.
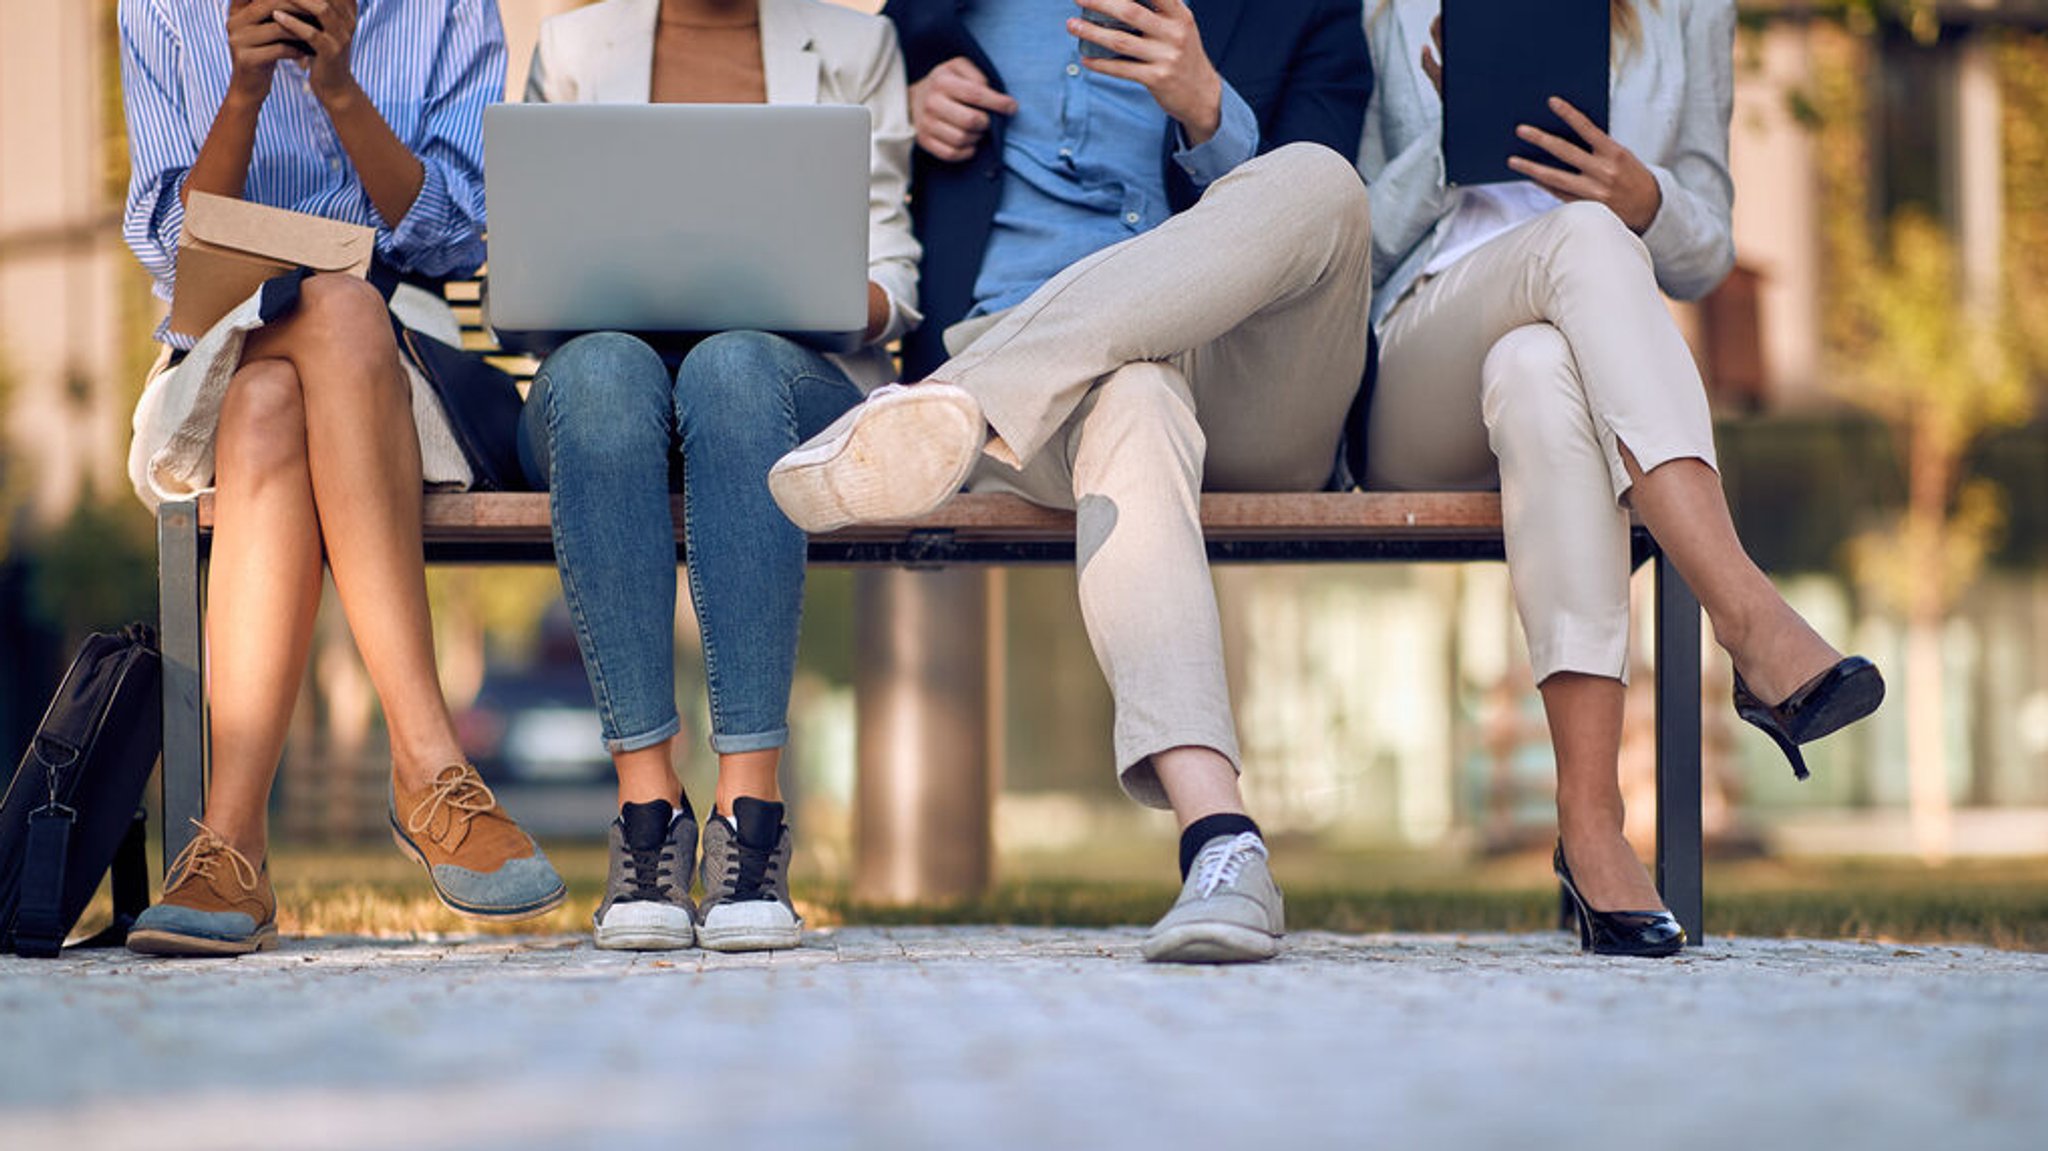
[1442,0,1611,187]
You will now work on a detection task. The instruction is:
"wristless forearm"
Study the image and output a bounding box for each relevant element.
[183,89,265,207]
[320,81,425,228]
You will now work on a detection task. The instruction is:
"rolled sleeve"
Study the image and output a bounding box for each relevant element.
[118,0,194,298]
[379,0,502,278]
[1172,81,1259,186]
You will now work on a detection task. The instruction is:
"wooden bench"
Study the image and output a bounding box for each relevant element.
[155,487,1707,939]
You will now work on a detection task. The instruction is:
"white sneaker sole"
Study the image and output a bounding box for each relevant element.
[697,922,803,953]
[1141,922,1281,965]
[697,901,803,952]
[767,385,983,533]
[593,922,697,951]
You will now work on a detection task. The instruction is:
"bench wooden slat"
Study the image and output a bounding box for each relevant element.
[193,490,1505,546]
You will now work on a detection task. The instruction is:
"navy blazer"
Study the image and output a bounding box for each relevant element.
[883,0,1371,376]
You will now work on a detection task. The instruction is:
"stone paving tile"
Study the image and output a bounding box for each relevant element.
[2,929,2043,1151]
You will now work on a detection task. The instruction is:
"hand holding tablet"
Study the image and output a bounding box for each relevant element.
[1433,8,1594,173]
[1508,96,1663,233]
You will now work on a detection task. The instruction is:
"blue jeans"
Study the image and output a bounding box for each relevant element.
[520,330,864,755]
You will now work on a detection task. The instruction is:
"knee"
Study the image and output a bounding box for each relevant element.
[217,359,309,478]
[1480,325,1590,448]
[296,272,392,346]
[1542,201,1649,269]
[1262,143,1371,232]
[674,331,800,424]
[535,332,670,455]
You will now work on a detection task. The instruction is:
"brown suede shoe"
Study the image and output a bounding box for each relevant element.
[127,822,279,957]
[390,764,566,921]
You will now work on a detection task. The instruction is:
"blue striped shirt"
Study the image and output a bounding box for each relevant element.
[118,0,505,344]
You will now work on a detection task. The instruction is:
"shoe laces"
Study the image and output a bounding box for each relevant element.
[622,839,679,904]
[723,829,783,904]
[165,819,260,895]
[406,764,498,851]
[1191,832,1267,899]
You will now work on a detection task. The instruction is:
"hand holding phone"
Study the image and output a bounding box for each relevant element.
[271,6,323,57]
[1068,0,1224,145]
[1077,0,1157,61]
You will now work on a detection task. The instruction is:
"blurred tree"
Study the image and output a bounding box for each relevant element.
[27,486,160,645]
[1808,23,2037,862]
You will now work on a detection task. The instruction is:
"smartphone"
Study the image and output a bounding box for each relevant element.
[1077,1,1157,62]
[272,7,323,56]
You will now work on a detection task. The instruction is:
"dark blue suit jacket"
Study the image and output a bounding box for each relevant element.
[883,0,1372,377]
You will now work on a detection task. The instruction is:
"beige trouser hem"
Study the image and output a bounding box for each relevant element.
[937,144,1375,808]
[1367,202,1720,686]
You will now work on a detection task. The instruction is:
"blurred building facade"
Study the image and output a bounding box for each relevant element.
[1,1,2044,858]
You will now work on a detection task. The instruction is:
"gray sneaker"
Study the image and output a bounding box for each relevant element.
[697,797,802,952]
[1141,832,1284,964]
[593,799,698,951]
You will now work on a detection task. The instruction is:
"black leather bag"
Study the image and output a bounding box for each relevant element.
[0,624,161,958]
[397,324,529,492]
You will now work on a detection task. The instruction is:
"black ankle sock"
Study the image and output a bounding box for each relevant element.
[1178,814,1262,880]
[619,792,695,849]
[731,796,786,850]
[618,800,672,852]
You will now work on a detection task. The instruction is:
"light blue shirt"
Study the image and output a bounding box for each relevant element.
[963,0,1258,316]
[118,0,506,344]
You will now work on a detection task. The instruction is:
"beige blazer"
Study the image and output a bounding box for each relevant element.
[1362,0,1736,324]
[526,0,921,389]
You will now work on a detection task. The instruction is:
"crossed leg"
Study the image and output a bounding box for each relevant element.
[201,273,465,862]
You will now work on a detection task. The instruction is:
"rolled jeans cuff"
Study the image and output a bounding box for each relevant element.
[606,715,684,757]
[709,726,789,756]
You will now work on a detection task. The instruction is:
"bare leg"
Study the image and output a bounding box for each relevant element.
[1154,746,1250,829]
[713,748,782,815]
[1541,673,1664,910]
[240,274,464,788]
[613,745,782,816]
[1623,448,1842,705]
[201,359,325,862]
[614,742,684,810]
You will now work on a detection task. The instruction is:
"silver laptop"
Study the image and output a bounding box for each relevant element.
[483,103,871,353]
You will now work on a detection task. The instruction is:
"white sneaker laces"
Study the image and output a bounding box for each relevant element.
[1192,832,1268,898]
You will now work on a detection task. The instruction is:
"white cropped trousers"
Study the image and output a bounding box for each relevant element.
[1366,202,1719,684]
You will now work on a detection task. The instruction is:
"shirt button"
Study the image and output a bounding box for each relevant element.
[1124,212,1141,225]
[1059,147,1072,158]
[1065,63,1081,77]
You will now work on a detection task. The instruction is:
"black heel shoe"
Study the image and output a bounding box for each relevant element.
[1733,656,1885,781]
[1552,841,1686,957]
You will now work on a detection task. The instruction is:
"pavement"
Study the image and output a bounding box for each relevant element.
[3,928,2044,1151]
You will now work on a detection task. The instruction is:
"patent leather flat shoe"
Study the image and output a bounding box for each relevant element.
[1553,841,1686,958]
[1733,656,1885,782]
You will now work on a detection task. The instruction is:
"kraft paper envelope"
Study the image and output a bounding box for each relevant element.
[168,191,375,339]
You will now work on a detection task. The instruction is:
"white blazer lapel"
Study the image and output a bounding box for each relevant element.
[760,0,821,106]
[590,0,661,103]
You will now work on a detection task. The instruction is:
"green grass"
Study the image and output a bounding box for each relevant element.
[77,843,2048,951]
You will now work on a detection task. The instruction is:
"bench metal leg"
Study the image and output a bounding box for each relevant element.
[852,568,993,904]
[1652,548,1704,944]
[158,501,206,877]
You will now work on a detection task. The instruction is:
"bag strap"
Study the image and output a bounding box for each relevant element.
[13,804,75,959]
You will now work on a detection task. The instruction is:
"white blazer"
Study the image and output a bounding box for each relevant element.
[526,0,922,389]
[1360,0,1736,326]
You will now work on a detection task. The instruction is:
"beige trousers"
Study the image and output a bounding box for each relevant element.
[1367,202,1719,684]
[936,144,1375,807]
